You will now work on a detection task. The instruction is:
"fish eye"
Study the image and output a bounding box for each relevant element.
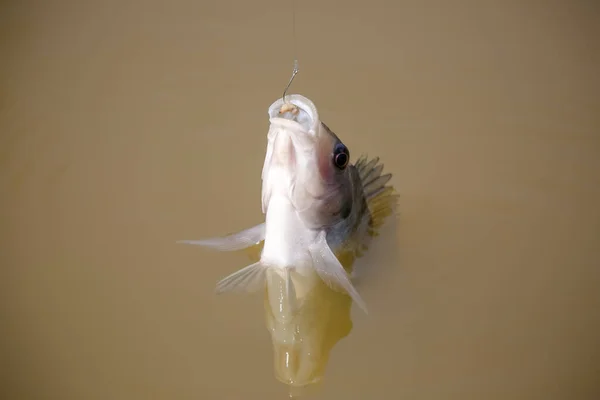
[333,143,349,170]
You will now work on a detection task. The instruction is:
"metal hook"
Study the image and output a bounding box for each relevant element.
[282,59,299,104]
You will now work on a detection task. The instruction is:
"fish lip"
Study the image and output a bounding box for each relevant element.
[268,94,320,135]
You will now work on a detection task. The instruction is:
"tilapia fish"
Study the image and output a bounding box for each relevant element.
[179,94,397,392]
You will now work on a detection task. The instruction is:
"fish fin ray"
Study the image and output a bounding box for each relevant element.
[354,154,368,170]
[215,262,267,294]
[308,231,368,314]
[177,223,265,251]
[354,155,399,254]
[362,164,384,185]
[364,173,393,198]
[358,157,379,179]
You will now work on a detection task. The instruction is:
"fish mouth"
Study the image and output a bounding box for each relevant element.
[268,94,320,136]
[264,94,322,172]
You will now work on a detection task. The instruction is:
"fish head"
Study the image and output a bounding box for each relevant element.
[262,94,354,230]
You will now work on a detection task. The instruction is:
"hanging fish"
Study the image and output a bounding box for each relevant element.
[179,94,395,311]
[178,94,398,391]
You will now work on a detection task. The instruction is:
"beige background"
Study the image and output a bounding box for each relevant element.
[1,0,599,399]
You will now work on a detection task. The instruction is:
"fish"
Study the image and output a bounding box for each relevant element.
[178,94,398,392]
[244,180,396,394]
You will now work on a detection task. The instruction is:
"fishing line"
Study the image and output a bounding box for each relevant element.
[282,0,299,104]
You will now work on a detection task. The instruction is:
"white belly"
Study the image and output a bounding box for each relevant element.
[260,194,317,273]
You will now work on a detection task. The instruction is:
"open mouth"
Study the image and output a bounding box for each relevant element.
[268,94,319,135]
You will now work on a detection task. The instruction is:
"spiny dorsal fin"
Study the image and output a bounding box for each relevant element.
[353,154,399,256]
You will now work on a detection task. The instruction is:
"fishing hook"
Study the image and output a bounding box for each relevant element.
[282,59,299,104]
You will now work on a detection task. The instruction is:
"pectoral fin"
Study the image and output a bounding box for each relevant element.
[215,262,268,294]
[308,231,368,314]
[177,223,265,251]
